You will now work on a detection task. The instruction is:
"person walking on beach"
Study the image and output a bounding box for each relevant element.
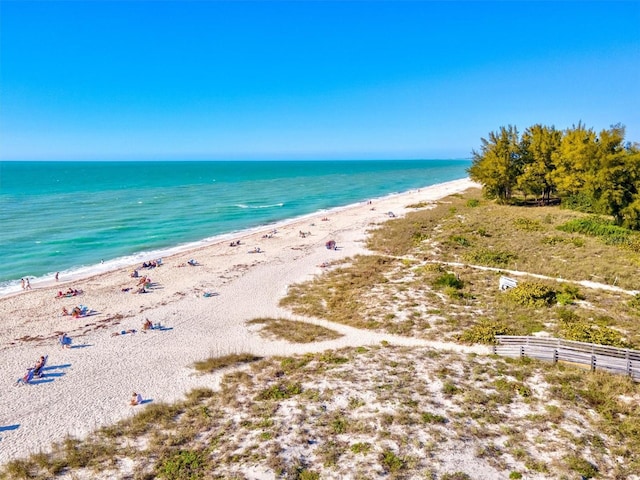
[55,272,59,281]
[21,278,25,290]
[25,278,31,290]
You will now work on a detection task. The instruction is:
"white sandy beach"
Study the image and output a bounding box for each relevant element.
[0,178,482,466]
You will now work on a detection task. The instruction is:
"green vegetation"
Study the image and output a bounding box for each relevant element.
[468,122,640,230]
[506,281,556,308]
[558,216,640,248]
[158,449,209,480]
[280,189,640,346]
[247,317,343,343]
[192,353,262,373]
[1,346,638,479]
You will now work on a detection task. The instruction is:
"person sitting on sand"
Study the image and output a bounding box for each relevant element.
[62,306,69,316]
[130,269,139,278]
[59,333,71,348]
[142,318,153,330]
[34,356,46,371]
[130,392,143,406]
[71,306,81,318]
[112,329,136,337]
[57,291,64,298]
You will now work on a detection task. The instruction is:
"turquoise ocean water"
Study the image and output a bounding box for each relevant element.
[0,160,470,296]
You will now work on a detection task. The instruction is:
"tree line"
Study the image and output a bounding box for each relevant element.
[467,123,640,229]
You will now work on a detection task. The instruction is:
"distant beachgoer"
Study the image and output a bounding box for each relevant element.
[62,307,69,316]
[21,278,25,290]
[55,272,59,281]
[59,333,71,348]
[25,278,31,290]
[33,356,46,376]
[142,318,153,330]
[112,329,136,337]
[130,392,143,406]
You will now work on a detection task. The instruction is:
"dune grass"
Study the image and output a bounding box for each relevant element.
[246,317,343,343]
[192,353,262,374]
[3,346,638,479]
[279,188,640,347]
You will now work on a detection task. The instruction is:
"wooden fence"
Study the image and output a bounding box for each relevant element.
[493,335,640,381]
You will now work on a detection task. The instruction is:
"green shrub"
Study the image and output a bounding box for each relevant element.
[331,415,348,434]
[562,193,596,213]
[556,284,584,305]
[558,216,637,247]
[509,472,523,479]
[256,382,303,401]
[459,319,512,344]
[513,218,543,231]
[560,321,629,348]
[450,235,472,247]
[563,454,598,479]
[441,473,471,480]
[506,281,556,307]
[466,199,480,207]
[421,412,447,424]
[541,235,565,245]
[464,248,516,267]
[380,450,405,473]
[298,470,320,480]
[350,442,371,454]
[442,381,460,396]
[158,449,208,480]
[433,272,463,290]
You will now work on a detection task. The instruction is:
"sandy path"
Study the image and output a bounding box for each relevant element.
[0,178,481,464]
[428,260,640,296]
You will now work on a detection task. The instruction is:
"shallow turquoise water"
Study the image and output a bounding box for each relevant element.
[0,159,470,293]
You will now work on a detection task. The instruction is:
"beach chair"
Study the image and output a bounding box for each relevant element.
[59,334,72,348]
[15,369,34,386]
[33,355,48,378]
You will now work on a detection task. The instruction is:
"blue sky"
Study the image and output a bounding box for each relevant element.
[1,1,639,160]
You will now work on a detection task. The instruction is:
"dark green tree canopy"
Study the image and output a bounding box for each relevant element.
[468,123,640,229]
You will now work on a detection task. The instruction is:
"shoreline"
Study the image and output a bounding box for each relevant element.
[0,177,479,466]
[1,176,471,298]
